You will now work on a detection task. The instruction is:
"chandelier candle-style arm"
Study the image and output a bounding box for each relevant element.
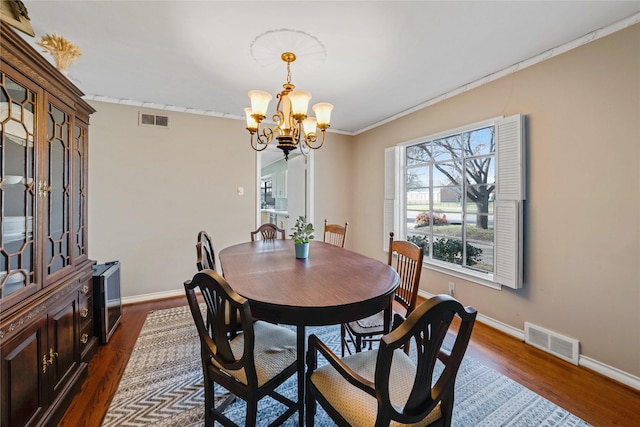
[244,51,333,161]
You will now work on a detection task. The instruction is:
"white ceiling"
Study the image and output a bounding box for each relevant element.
[17,1,640,135]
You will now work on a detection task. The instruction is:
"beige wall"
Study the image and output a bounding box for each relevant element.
[87,102,353,298]
[313,132,355,248]
[88,24,638,378]
[350,24,640,376]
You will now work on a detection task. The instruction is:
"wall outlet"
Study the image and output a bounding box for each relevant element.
[448,282,455,296]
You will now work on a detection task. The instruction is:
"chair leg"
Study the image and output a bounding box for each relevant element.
[246,398,258,427]
[204,379,214,427]
[305,389,316,427]
[340,324,346,357]
[355,335,362,353]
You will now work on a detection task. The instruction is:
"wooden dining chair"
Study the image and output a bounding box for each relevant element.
[196,230,240,336]
[250,223,286,241]
[184,270,298,427]
[307,294,477,427]
[196,230,217,272]
[341,231,423,356]
[323,219,349,248]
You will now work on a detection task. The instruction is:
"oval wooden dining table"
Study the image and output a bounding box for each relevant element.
[219,239,399,425]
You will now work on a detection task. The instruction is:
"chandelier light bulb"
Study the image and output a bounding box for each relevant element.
[289,90,312,117]
[244,107,259,131]
[302,117,317,136]
[312,102,333,128]
[248,90,272,118]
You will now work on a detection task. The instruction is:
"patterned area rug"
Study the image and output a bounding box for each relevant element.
[102,305,591,427]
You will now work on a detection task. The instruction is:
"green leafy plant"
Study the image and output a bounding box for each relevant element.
[407,234,429,252]
[432,238,481,266]
[290,216,315,244]
[407,234,483,266]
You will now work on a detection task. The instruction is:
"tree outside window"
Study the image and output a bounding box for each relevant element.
[405,126,495,273]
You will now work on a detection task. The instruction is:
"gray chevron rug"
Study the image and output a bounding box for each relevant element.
[101,304,591,427]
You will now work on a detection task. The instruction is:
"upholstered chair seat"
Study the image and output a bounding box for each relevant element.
[211,320,296,387]
[346,311,394,335]
[310,349,442,426]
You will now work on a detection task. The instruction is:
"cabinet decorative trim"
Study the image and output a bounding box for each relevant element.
[2,49,76,107]
[0,280,78,340]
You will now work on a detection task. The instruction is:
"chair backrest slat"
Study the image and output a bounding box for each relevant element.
[323,220,349,248]
[251,223,286,241]
[387,232,423,315]
[196,230,216,272]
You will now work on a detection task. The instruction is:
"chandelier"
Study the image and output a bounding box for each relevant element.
[244,52,333,161]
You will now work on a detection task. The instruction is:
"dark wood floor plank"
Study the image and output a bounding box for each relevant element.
[58,298,186,427]
[58,296,640,426]
[465,321,640,426]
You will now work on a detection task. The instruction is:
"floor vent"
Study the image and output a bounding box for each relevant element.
[139,112,169,128]
[524,322,579,365]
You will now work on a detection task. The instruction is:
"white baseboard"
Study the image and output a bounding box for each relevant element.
[579,355,640,391]
[121,288,185,305]
[418,290,639,391]
[476,312,525,341]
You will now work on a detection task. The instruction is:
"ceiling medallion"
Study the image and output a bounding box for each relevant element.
[250,29,326,70]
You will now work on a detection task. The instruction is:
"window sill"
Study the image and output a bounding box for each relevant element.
[423,259,502,291]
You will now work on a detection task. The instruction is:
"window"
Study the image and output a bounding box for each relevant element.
[261,179,274,207]
[385,115,525,289]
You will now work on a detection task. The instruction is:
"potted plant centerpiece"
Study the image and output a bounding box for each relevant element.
[290,216,314,259]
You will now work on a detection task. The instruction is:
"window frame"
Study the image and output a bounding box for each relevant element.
[385,115,525,290]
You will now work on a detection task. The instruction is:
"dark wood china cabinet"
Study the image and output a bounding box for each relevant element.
[1,22,96,427]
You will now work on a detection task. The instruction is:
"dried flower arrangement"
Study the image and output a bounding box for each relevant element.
[36,33,82,73]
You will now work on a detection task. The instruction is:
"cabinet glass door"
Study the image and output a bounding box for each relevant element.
[0,73,37,299]
[43,100,72,281]
[72,123,88,261]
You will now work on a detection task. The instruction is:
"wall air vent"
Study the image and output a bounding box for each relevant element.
[524,322,579,365]
[139,112,169,128]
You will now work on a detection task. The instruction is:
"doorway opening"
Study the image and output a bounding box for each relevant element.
[256,147,314,235]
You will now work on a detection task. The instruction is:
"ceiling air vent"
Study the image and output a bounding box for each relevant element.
[524,322,579,365]
[139,112,169,128]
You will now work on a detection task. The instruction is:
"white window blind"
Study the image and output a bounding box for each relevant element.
[496,114,526,201]
[494,114,525,288]
[494,200,523,288]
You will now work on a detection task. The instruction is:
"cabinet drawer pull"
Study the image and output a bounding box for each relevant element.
[80,308,89,318]
[81,285,89,294]
[80,333,89,344]
[48,348,58,364]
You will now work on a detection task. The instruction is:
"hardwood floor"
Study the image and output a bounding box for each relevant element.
[59,296,640,427]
